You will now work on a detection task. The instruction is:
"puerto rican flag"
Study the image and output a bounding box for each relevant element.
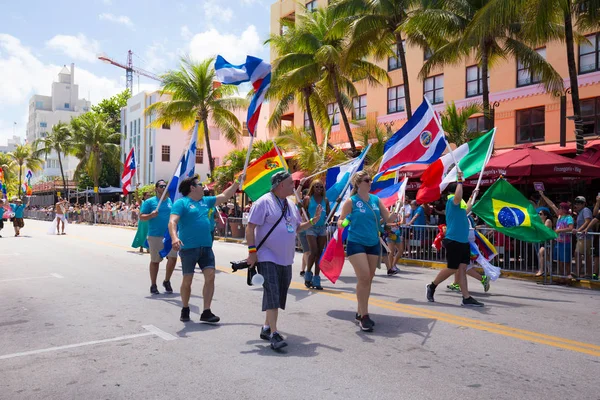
[121,147,136,195]
[214,55,271,136]
[377,99,446,176]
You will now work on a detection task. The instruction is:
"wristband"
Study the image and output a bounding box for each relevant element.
[310,217,316,225]
[248,245,257,253]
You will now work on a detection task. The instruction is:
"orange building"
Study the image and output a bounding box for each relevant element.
[269,0,600,154]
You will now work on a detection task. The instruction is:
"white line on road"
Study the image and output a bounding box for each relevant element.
[143,325,178,341]
[50,273,64,279]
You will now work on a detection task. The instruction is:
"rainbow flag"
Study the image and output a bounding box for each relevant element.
[242,147,288,201]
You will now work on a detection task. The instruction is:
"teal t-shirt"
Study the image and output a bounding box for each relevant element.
[347,194,381,246]
[308,197,326,226]
[171,196,217,249]
[10,204,25,218]
[141,197,172,237]
[445,198,469,243]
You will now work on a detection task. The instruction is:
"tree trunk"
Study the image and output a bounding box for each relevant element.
[94,154,101,204]
[564,2,583,153]
[58,151,67,198]
[331,72,357,155]
[18,164,23,198]
[202,119,215,178]
[396,33,412,119]
[303,88,318,145]
[481,39,492,131]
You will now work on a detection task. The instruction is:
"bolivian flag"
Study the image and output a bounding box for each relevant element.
[472,179,557,243]
[243,147,288,201]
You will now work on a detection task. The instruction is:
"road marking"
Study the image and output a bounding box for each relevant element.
[50,273,64,279]
[142,324,177,341]
[0,275,61,283]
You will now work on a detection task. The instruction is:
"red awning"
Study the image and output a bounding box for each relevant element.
[574,143,600,166]
[291,171,307,182]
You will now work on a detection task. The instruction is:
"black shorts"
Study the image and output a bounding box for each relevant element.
[445,239,470,270]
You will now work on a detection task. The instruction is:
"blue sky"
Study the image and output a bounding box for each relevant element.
[0,0,273,146]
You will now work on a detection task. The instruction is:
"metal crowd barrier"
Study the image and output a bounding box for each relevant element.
[24,209,139,227]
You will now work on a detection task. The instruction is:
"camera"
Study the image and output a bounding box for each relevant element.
[231,259,250,272]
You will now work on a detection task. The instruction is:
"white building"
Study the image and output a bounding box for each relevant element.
[120,90,272,187]
[26,64,91,181]
[0,135,22,154]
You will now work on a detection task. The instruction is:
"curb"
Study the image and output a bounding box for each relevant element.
[398,258,600,291]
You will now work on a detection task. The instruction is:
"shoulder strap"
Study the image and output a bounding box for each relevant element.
[256,196,288,251]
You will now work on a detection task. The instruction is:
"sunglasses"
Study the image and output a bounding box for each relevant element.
[362,178,372,183]
[191,182,203,187]
[314,185,324,188]
[158,185,167,189]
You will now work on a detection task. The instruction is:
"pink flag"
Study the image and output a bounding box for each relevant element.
[319,228,346,284]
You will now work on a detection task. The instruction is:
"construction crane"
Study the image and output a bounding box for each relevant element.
[98,50,161,93]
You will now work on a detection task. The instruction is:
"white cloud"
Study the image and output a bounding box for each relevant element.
[46,34,100,63]
[180,25,192,40]
[142,41,178,74]
[188,25,263,64]
[98,13,134,29]
[202,0,234,23]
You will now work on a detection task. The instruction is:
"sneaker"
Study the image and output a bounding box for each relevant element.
[200,309,220,323]
[481,275,490,293]
[162,281,173,294]
[312,275,323,290]
[304,271,313,288]
[270,332,288,350]
[150,284,160,295]
[355,313,375,326]
[387,266,400,276]
[359,315,374,332]
[447,283,461,292]
[462,297,484,307]
[426,284,436,302]
[300,271,305,277]
[180,307,190,322]
[260,326,271,341]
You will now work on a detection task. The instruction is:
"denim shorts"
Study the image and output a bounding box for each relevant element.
[346,241,381,256]
[298,231,310,253]
[179,247,215,275]
[306,225,327,237]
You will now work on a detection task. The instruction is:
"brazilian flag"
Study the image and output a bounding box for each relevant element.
[472,179,557,243]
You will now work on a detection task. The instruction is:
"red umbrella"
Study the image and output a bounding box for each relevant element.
[397,163,428,180]
[574,143,600,166]
[471,144,600,185]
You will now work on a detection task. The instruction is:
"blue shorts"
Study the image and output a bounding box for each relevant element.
[306,225,327,237]
[387,230,403,244]
[179,247,215,275]
[346,241,381,257]
[298,231,310,252]
[554,242,572,263]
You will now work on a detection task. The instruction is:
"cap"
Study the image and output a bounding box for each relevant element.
[575,196,586,203]
[271,171,291,190]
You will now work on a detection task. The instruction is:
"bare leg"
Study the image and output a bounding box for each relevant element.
[202,268,216,311]
[348,253,378,316]
[149,261,159,286]
[165,257,177,282]
[457,263,471,299]
[266,309,279,333]
[306,235,319,275]
[181,274,193,307]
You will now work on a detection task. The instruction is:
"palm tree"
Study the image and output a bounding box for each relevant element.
[354,120,394,174]
[407,0,564,131]
[0,153,17,197]
[440,101,485,146]
[34,122,74,197]
[277,8,390,155]
[266,17,330,145]
[70,113,121,203]
[146,57,247,177]
[7,144,43,198]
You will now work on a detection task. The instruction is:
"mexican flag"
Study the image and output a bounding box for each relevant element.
[472,179,557,243]
[242,147,288,201]
[417,128,495,204]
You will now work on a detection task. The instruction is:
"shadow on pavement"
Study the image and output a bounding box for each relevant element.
[240,332,343,357]
[176,322,262,338]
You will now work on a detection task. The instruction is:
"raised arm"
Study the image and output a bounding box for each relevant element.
[215,180,241,206]
[538,191,559,216]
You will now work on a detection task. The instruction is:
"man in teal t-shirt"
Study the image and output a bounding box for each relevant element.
[169,174,240,323]
[10,197,28,237]
[139,180,177,295]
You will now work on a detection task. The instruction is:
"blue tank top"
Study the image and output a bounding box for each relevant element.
[347,194,381,246]
[308,196,326,226]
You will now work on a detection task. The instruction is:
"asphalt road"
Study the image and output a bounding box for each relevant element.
[0,219,599,400]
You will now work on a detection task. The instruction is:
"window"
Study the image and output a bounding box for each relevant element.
[149,146,153,163]
[581,96,600,136]
[124,124,127,138]
[387,85,405,114]
[353,94,367,120]
[39,122,47,128]
[580,33,599,74]
[306,0,317,12]
[327,103,340,125]
[196,148,203,164]
[161,145,170,162]
[466,65,488,97]
[242,122,250,136]
[162,122,170,130]
[388,41,405,71]
[467,116,485,133]
[64,103,70,109]
[516,107,545,144]
[517,48,546,86]
[424,47,433,61]
[40,132,47,138]
[35,101,43,109]
[304,112,311,129]
[424,74,444,105]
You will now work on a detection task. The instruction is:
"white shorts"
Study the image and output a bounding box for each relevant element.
[147,236,178,263]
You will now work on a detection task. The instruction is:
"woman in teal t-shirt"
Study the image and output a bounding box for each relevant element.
[302,179,330,290]
[338,170,393,333]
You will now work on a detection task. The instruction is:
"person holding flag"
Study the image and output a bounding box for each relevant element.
[338,171,396,332]
[9,197,29,237]
[426,172,484,307]
[301,179,330,290]
[139,180,177,295]
[169,175,241,324]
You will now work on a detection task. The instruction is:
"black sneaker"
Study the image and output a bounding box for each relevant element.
[200,309,220,323]
[462,297,484,307]
[299,271,305,277]
[270,332,288,350]
[180,307,190,322]
[426,284,435,302]
[387,267,400,276]
[150,284,160,295]
[359,315,374,332]
[260,327,271,341]
[162,280,173,294]
[355,313,375,326]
